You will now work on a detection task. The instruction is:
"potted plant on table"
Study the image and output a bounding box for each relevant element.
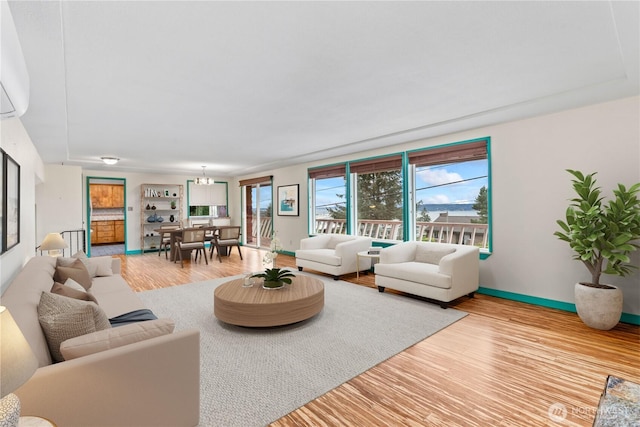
[555,169,640,330]
[252,268,296,290]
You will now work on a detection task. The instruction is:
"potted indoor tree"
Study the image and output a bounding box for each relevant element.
[555,169,640,330]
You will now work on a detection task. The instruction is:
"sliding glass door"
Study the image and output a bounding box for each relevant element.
[241,177,272,249]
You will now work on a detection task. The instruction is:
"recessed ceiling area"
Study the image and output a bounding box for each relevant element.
[7,1,639,177]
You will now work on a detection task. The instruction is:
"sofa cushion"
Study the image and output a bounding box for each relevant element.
[53,259,92,290]
[415,245,456,265]
[64,278,86,292]
[37,292,111,362]
[51,282,98,304]
[60,318,175,360]
[58,252,113,277]
[294,248,342,266]
[374,261,452,289]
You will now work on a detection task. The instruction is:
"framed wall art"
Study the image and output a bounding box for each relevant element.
[277,184,299,216]
[1,149,20,254]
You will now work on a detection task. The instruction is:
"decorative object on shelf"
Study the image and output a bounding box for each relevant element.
[151,204,156,210]
[146,203,151,210]
[147,213,158,222]
[0,306,39,426]
[251,268,295,290]
[169,215,175,223]
[164,189,170,197]
[194,166,214,185]
[170,200,176,209]
[263,232,282,268]
[555,169,640,330]
[173,193,177,197]
[156,216,164,223]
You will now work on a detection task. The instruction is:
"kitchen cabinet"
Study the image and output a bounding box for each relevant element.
[91,184,125,208]
[91,220,125,244]
[114,220,125,242]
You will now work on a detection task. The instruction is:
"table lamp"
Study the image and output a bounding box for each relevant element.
[39,233,68,257]
[0,306,39,427]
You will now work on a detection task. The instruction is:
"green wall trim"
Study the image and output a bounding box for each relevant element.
[478,287,640,326]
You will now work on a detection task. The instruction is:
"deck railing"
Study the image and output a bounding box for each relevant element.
[314,219,489,249]
[251,217,489,249]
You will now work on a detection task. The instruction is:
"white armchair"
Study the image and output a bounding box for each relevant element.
[374,241,479,308]
[295,234,373,280]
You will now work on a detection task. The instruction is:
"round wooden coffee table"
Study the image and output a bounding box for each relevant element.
[214,275,324,327]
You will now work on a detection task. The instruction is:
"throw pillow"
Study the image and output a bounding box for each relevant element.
[60,318,175,360]
[87,256,114,277]
[51,282,98,304]
[53,259,92,290]
[64,278,86,292]
[415,246,456,265]
[37,292,111,362]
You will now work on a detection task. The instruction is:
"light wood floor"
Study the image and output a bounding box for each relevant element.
[115,249,640,426]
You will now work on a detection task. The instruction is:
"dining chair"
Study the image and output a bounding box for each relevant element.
[158,225,180,259]
[174,227,208,268]
[210,226,243,262]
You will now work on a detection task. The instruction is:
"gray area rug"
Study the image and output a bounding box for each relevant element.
[137,273,467,426]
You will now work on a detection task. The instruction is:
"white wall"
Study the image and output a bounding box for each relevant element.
[35,164,84,244]
[0,118,44,293]
[237,96,640,315]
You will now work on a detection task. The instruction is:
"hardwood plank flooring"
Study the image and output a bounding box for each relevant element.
[115,250,640,426]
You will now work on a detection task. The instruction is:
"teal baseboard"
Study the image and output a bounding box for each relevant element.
[478,287,640,326]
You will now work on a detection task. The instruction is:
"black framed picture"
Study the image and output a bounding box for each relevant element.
[277,184,299,216]
[1,149,20,254]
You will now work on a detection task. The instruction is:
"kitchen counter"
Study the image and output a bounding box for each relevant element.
[91,215,125,221]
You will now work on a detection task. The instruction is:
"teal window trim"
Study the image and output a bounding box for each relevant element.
[345,162,352,235]
[401,151,410,241]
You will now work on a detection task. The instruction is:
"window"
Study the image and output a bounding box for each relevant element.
[308,138,491,251]
[350,155,403,240]
[309,164,346,234]
[188,181,228,218]
[409,139,489,249]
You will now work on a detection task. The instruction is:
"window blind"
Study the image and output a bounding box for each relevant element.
[238,176,272,187]
[189,182,227,206]
[308,164,346,179]
[408,140,487,167]
[349,155,402,174]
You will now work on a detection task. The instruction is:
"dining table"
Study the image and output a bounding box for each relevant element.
[154,225,237,262]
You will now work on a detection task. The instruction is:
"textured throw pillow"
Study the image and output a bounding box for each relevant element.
[51,282,98,304]
[37,292,111,362]
[53,259,92,290]
[415,246,456,265]
[60,318,175,360]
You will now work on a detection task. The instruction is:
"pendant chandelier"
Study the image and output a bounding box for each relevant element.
[194,166,214,185]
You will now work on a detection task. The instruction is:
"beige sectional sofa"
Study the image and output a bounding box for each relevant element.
[1,255,200,427]
[295,234,373,280]
[374,241,479,308]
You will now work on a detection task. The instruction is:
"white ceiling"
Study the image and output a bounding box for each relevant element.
[7,1,639,177]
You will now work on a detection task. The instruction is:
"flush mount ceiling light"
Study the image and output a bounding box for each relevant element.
[101,156,119,165]
[194,166,214,185]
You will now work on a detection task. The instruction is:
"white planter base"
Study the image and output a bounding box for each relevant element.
[574,283,623,330]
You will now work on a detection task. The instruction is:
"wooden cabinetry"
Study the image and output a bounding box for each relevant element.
[91,219,125,244]
[91,184,125,208]
[114,220,125,242]
[140,184,183,253]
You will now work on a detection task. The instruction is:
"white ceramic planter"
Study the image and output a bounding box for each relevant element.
[574,283,623,330]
